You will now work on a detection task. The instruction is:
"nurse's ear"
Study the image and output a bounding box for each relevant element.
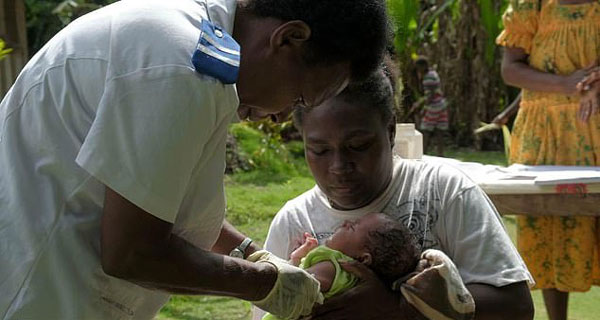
[268,20,311,54]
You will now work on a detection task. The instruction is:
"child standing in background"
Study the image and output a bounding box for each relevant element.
[414,56,449,156]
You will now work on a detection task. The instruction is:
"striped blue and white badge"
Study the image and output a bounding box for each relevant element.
[191,19,240,84]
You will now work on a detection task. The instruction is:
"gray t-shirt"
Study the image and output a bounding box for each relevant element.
[264,158,534,287]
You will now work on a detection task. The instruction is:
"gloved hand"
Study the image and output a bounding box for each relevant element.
[247,250,324,320]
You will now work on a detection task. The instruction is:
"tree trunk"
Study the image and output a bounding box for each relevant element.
[0,0,28,99]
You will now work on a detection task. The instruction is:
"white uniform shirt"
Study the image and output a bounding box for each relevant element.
[0,0,238,319]
[265,158,534,287]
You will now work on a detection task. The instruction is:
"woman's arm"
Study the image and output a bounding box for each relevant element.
[468,282,534,320]
[501,47,595,94]
[309,262,427,320]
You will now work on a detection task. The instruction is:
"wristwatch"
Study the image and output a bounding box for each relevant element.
[229,237,253,259]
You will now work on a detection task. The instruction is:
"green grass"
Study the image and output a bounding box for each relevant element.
[438,147,508,166]
[158,137,600,319]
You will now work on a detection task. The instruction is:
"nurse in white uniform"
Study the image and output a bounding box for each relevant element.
[0,0,390,319]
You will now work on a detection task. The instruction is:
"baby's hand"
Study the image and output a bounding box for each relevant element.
[577,80,600,123]
[289,232,318,266]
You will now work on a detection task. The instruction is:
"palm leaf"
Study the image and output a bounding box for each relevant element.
[387,0,419,53]
[478,0,502,66]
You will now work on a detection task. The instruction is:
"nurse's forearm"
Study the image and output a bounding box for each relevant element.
[113,235,276,298]
[101,187,276,300]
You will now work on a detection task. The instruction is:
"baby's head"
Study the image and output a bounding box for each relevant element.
[325,212,420,284]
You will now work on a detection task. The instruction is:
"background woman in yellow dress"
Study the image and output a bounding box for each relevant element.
[497,0,600,319]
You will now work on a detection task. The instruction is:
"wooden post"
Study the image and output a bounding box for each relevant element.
[0,0,28,99]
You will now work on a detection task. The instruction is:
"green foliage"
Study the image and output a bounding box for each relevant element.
[387,0,457,57]
[478,0,506,66]
[52,0,103,25]
[0,39,12,60]
[387,0,420,54]
[417,0,457,43]
[25,0,114,55]
[229,123,309,185]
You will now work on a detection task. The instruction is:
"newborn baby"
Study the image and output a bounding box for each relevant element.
[262,212,420,320]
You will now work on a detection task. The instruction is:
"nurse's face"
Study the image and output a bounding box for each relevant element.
[302,97,395,210]
[237,61,350,123]
[234,18,351,123]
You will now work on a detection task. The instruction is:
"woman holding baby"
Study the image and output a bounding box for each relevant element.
[254,61,535,319]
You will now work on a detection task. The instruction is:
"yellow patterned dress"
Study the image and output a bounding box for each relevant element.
[497,0,600,291]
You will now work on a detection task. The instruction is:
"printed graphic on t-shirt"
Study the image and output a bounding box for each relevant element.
[385,184,441,251]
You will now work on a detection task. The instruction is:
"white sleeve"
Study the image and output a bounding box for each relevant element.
[441,186,534,287]
[76,68,218,223]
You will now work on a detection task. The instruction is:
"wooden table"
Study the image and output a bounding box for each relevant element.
[481,181,600,216]
[488,193,600,216]
[419,155,600,217]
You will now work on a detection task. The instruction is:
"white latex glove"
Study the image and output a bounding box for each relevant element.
[247,250,324,320]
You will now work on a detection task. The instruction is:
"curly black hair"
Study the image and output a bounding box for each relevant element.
[293,56,398,132]
[365,216,420,285]
[244,0,390,82]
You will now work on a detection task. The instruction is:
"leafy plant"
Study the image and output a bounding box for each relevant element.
[52,0,103,25]
[478,0,507,66]
[387,0,420,54]
[25,0,114,56]
[229,123,308,185]
[387,0,457,58]
[0,38,12,60]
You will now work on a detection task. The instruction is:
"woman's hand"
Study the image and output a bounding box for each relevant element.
[577,69,600,92]
[563,64,600,95]
[492,93,521,126]
[577,81,600,122]
[306,261,424,320]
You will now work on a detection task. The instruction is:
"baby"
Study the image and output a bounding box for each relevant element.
[262,212,420,320]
